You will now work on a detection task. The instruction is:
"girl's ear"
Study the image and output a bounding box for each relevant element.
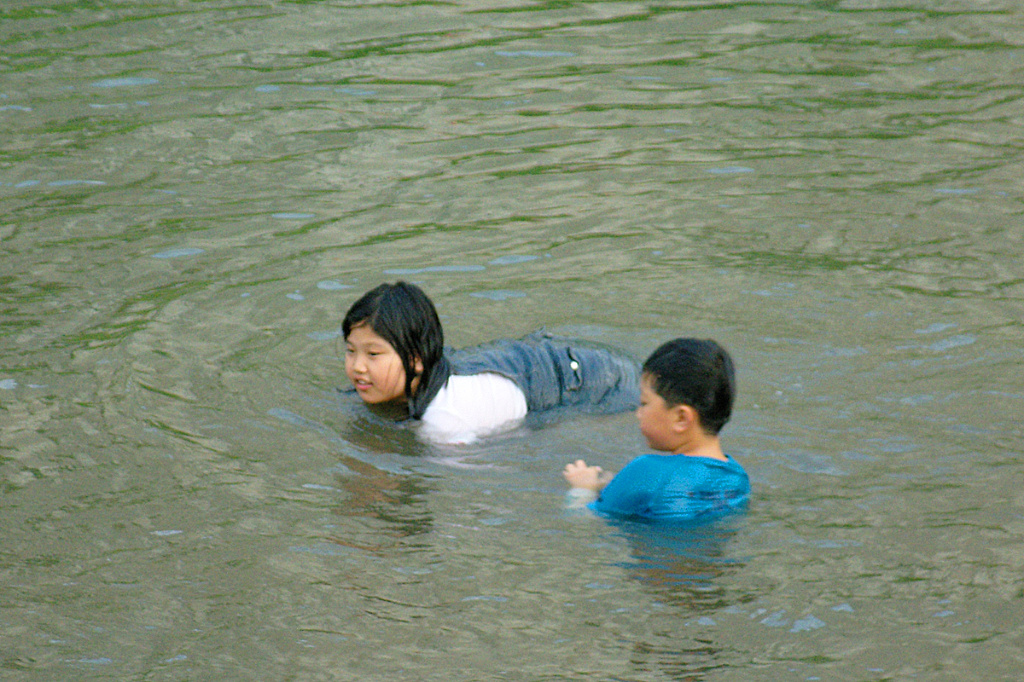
[413,356,424,376]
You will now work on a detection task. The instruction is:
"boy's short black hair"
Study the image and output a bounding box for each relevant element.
[642,338,735,435]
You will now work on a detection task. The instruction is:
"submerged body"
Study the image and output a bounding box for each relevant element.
[343,282,640,445]
[563,337,750,523]
[413,331,641,444]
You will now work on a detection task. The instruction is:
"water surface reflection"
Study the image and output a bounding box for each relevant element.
[3,0,1024,679]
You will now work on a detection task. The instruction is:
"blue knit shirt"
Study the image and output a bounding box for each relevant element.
[590,454,750,522]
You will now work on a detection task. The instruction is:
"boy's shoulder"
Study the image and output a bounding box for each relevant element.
[625,453,749,493]
[596,453,749,521]
[625,452,742,472]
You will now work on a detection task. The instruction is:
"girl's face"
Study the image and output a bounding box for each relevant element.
[345,324,421,405]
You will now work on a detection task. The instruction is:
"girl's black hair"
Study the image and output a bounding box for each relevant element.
[342,282,451,418]
[642,338,735,435]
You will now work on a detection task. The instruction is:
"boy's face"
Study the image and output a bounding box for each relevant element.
[636,374,680,452]
[345,324,420,405]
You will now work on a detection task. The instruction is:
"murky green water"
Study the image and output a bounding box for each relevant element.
[3,1,1023,679]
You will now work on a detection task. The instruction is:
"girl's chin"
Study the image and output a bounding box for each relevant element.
[358,392,401,405]
[353,386,390,403]
[361,398,410,420]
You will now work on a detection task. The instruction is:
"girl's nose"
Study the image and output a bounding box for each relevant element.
[348,353,366,373]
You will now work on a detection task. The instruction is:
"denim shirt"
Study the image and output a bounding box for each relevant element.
[410,330,640,418]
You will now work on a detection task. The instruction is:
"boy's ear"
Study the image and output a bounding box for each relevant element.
[413,357,424,375]
[673,404,699,433]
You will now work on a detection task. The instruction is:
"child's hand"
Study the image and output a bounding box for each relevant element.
[563,459,609,492]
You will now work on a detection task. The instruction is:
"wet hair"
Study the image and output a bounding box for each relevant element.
[342,281,450,417]
[642,338,735,435]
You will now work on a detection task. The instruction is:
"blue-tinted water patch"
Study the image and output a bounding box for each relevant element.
[255,85,280,93]
[384,265,486,275]
[268,407,310,428]
[708,166,754,175]
[489,255,538,266]
[841,450,878,462]
[747,288,794,298]
[461,595,508,602]
[286,291,305,301]
[48,180,106,187]
[0,379,17,390]
[495,50,575,58]
[290,543,356,557]
[91,77,158,88]
[336,87,376,96]
[785,452,848,476]
[470,290,526,301]
[164,655,188,663]
[809,538,861,549]
[696,616,716,626]
[90,102,147,109]
[0,105,32,112]
[393,566,434,576]
[832,603,854,612]
[317,280,352,291]
[760,610,789,627]
[934,188,977,195]
[325,462,354,476]
[152,248,205,259]
[792,615,827,632]
[151,530,182,537]
[15,180,40,188]
[929,334,975,352]
[825,346,867,358]
[307,330,341,341]
[302,483,338,492]
[78,657,114,665]
[916,322,956,334]
[272,212,315,219]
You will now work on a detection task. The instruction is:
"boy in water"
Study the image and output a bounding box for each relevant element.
[563,338,750,521]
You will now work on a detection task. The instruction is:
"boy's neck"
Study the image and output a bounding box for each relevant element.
[669,434,727,461]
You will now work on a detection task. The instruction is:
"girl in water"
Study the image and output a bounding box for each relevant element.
[343,281,640,444]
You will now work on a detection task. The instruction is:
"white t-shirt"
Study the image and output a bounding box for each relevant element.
[418,373,528,444]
